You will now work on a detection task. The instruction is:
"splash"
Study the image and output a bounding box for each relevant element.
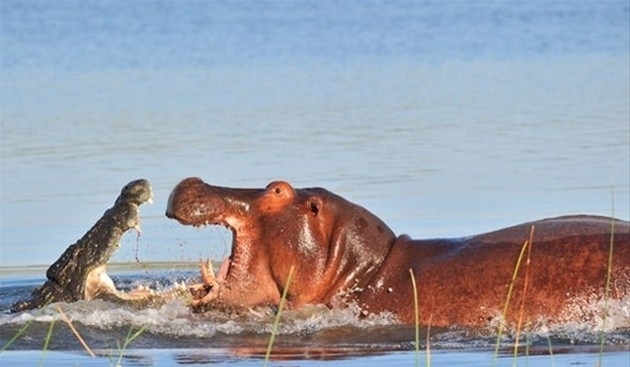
[1,275,628,350]
[482,293,630,347]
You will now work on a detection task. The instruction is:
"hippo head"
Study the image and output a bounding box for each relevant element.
[166,177,396,311]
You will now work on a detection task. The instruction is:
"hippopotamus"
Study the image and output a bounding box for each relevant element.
[11,179,184,312]
[166,177,630,328]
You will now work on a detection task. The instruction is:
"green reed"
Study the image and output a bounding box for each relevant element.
[1,317,35,352]
[409,269,421,367]
[512,226,535,367]
[263,265,295,367]
[598,190,616,366]
[113,325,149,367]
[39,316,57,367]
[492,232,531,366]
[1,300,53,352]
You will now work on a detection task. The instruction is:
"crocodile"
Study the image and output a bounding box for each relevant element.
[10,179,185,312]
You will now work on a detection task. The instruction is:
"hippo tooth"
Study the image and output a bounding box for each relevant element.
[200,258,218,287]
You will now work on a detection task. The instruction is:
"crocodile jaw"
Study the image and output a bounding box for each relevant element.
[84,265,117,300]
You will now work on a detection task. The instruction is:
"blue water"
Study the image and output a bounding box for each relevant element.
[1,1,629,365]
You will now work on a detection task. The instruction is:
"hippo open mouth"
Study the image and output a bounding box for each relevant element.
[11,179,161,312]
[195,213,240,286]
[165,177,256,307]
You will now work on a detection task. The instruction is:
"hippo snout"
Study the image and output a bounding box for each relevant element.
[165,177,223,225]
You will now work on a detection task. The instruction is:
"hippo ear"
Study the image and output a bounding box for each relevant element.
[307,197,323,217]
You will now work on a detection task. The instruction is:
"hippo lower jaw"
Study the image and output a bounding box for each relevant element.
[188,258,231,307]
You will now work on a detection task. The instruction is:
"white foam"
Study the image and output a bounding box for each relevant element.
[2,289,628,346]
[479,293,630,346]
[554,294,630,331]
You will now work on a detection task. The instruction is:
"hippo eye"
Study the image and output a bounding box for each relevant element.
[275,187,282,195]
[310,202,319,215]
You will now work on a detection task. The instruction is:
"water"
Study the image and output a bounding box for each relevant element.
[1,1,629,365]
[1,267,629,366]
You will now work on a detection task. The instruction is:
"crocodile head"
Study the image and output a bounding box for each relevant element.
[11,179,156,312]
[77,178,155,301]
